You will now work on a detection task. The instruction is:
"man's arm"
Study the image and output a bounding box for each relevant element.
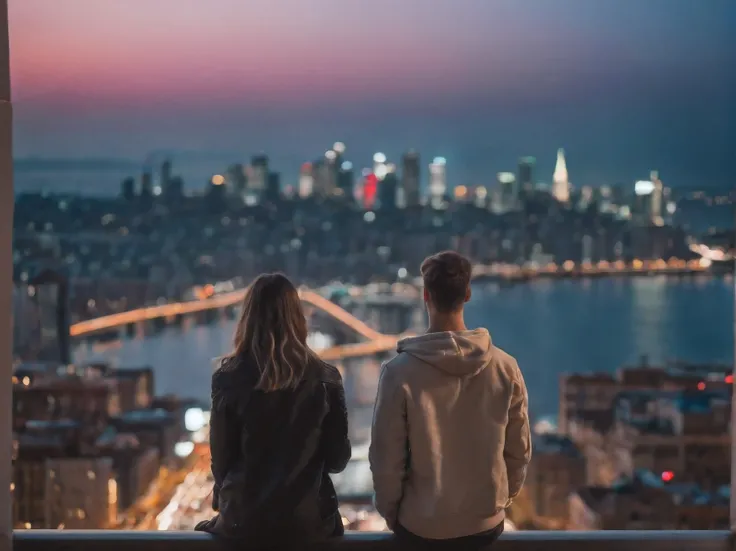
[504,362,531,502]
[369,362,407,529]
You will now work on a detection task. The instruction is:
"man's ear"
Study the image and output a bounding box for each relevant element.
[423,288,430,303]
[464,286,471,303]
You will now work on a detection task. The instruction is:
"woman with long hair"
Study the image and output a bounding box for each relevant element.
[196,273,351,544]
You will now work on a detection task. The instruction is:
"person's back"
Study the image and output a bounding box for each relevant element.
[198,273,351,545]
[209,356,348,542]
[369,252,531,546]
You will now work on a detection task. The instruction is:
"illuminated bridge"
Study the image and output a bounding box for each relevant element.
[70,287,405,362]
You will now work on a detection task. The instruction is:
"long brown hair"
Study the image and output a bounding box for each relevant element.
[227,273,317,391]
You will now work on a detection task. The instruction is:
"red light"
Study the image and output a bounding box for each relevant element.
[363,174,377,208]
[697,382,706,391]
[725,375,733,384]
[661,471,674,482]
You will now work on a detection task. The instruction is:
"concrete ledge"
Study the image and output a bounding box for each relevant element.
[13,530,733,551]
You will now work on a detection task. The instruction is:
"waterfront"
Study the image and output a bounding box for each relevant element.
[74,275,734,420]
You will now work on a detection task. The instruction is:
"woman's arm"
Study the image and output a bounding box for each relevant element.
[322,381,351,474]
[209,370,238,511]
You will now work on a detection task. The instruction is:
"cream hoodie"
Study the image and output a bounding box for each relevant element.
[369,329,531,540]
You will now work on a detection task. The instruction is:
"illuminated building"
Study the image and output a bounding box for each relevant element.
[552,148,570,204]
[372,152,387,176]
[650,170,664,225]
[401,150,421,207]
[634,179,654,225]
[248,154,269,195]
[363,173,378,209]
[497,172,516,212]
[428,157,447,203]
[324,149,338,196]
[227,164,247,196]
[517,156,535,193]
[473,186,488,208]
[299,163,314,198]
[312,158,331,197]
[337,161,355,200]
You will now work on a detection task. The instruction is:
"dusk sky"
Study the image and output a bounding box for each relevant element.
[8,0,736,191]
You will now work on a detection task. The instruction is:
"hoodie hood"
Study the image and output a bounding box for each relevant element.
[397,328,494,377]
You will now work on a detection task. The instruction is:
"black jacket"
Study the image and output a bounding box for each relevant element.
[203,355,351,543]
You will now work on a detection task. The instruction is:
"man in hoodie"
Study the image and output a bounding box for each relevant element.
[369,250,531,547]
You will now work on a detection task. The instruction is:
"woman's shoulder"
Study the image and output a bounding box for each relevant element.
[311,358,343,387]
[211,356,255,403]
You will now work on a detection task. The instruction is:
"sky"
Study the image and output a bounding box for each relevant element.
[8,0,736,191]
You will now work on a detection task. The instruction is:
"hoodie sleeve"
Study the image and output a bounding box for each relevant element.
[369,361,407,528]
[504,361,531,502]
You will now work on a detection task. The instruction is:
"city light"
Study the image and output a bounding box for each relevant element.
[211,174,225,186]
[341,161,353,171]
[184,408,205,432]
[432,156,446,165]
[497,172,515,184]
[634,180,654,195]
[174,442,195,458]
[372,152,386,164]
[333,142,346,154]
[661,471,675,482]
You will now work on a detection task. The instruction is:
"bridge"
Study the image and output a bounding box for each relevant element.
[472,257,712,281]
[70,287,404,361]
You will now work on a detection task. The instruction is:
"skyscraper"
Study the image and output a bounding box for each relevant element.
[429,157,447,202]
[299,163,314,198]
[552,149,570,203]
[650,170,664,224]
[140,170,153,198]
[337,161,355,201]
[120,177,135,201]
[497,172,516,212]
[227,164,247,196]
[380,165,398,209]
[266,172,281,202]
[324,149,338,196]
[517,157,535,194]
[160,159,172,193]
[312,158,331,197]
[401,150,421,207]
[249,154,269,195]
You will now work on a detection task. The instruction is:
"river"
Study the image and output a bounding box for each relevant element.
[74,275,734,421]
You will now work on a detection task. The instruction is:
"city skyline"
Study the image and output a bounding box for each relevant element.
[9,0,736,189]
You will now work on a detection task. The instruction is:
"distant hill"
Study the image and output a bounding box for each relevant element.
[14,157,140,172]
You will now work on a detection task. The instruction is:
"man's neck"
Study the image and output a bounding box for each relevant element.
[427,313,467,334]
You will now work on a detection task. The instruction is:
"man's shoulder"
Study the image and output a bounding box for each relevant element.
[380,351,418,381]
[489,343,523,383]
[492,344,519,370]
